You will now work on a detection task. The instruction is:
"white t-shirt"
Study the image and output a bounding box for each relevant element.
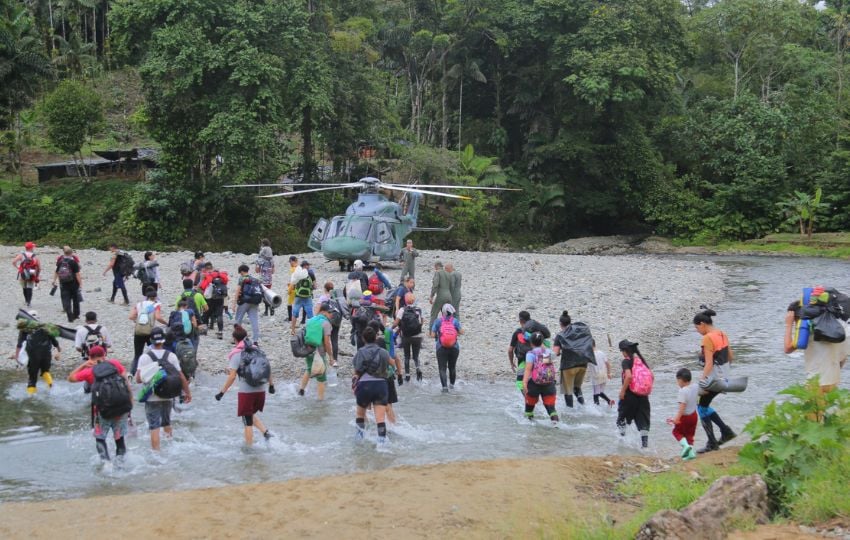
[678,383,699,415]
[74,323,111,351]
[803,322,850,387]
[587,350,609,384]
[137,348,180,402]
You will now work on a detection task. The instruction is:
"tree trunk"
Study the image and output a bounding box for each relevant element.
[48,0,55,54]
[457,78,463,150]
[302,105,313,183]
[799,218,805,236]
[441,58,448,149]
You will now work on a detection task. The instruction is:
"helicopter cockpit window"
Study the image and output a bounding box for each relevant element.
[375,222,392,244]
[347,220,372,240]
[326,217,344,239]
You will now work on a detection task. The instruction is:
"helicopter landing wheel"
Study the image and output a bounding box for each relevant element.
[338,260,346,272]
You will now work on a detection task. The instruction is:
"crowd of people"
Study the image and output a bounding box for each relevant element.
[10,240,850,465]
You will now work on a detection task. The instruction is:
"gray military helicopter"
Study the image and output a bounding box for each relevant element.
[229,176,515,269]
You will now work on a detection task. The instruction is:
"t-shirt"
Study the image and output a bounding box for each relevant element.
[136,348,180,402]
[587,350,609,384]
[621,357,633,382]
[803,321,850,387]
[55,257,80,284]
[74,323,112,352]
[509,329,526,363]
[75,359,125,386]
[315,317,332,355]
[677,383,698,415]
[175,291,208,316]
[228,344,266,393]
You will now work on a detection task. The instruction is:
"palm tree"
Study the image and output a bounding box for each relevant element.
[52,31,95,78]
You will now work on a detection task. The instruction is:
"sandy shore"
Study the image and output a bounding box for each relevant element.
[1,244,724,379]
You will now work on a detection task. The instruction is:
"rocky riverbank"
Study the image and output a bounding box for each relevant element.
[0,245,724,380]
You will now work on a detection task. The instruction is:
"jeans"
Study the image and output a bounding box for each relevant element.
[60,283,80,322]
[292,297,313,320]
[111,273,128,303]
[235,303,260,343]
[436,346,459,388]
[402,336,422,373]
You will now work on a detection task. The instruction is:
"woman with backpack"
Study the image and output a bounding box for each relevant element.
[521,332,559,423]
[429,303,463,393]
[216,325,275,446]
[12,241,40,307]
[396,293,423,382]
[128,287,167,376]
[693,308,737,453]
[617,340,652,448]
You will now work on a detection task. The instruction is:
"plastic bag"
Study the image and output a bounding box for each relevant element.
[813,310,846,343]
[311,356,326,378]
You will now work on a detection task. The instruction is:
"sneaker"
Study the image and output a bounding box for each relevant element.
[681,444,693,458]
[26,386,36,395]
[263,430,273,441]
[42,372,53,388]
[683,447,697,461]
[718,430,737,445]
[216,332,223,340]
[297,388,305,396]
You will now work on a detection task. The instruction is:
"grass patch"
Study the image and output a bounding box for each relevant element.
[790,451,850,524]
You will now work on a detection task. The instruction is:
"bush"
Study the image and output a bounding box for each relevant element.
[739,378,850,514]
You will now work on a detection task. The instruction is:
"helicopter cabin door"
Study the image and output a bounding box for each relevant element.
[308,218,328,251]
[372,222,397,261]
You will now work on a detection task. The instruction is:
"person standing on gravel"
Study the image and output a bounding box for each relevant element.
[255,239,276,316]
[445,263,462,317]
[428,261,452,323]
[693,308,736,453]
[129,287,167,376]
[12,241,40,307]
[137,252,161,297]
[52,246,82,323]
[198,263,229,340]
[103,244,130,305]
[286,255,298,321]
[74,311,112,361]
[400,239,418,280]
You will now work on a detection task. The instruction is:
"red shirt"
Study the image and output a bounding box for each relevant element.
[75,359,125,385]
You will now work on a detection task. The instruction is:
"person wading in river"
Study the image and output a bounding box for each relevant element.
[616,340,651,448]
[693,308,736,453]
[352,325,391,445]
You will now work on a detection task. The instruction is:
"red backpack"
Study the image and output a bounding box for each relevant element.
[628,355,654,396]
[368,273,384,295]
[438,316,458,348]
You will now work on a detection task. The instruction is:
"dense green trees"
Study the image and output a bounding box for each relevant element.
[4,0,850,247]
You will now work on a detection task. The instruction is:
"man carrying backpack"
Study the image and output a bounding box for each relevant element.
[296,302,335,400]
[216,324,275,445]
[199,263,229,339]
[12,241,40,307]
[289,262,314,335]
[129,287,167,376]
[175,278,208,350]
[52,246,82,323]
[68,346,132,463]
[255,239,276,316]
[233,264,263,345]
[392,277,415,317]
[74,311,112,361]
[553,311,594,408]
[430,303,463,393]
[135,251,160,297]
[396,293,424,382]
[135,328,191,451]
[15,314,62,395]
[102,244,130,305]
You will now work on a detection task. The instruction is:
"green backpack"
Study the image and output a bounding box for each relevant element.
[295,277,313,298]
[305,314,327,347]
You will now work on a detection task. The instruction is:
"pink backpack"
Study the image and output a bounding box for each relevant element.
[529,348,556,385]
[628,355,654,396]
[439,316,458,348]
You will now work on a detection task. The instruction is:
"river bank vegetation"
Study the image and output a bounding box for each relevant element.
[2,0,850,252]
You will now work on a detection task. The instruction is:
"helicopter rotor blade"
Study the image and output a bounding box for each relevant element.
[383,185,471,200]
[388,184,521,191]
[257,185,353,198]
[224,183,353,188]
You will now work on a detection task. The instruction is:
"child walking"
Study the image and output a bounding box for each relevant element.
[589,340,613,406]
[667,368,698,460]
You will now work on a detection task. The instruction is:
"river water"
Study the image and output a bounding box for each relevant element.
[0,255,847,502]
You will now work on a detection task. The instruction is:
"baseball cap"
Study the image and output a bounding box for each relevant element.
[88,345,106,358]
[289,255,298,262]
[24,241,35,250]
[150,328,166,344]
[618,339,638,351]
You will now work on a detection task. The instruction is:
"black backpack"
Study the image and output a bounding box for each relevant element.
[57,257,75,283]
[399,306,422,336]
[26,328,53,359]
[136,264,155,285]
[241,277,263,305]
[514,330,532,362]
[116,251,135,278]
[238,344,271,386]
[211,276,228,299]
[151,351,183,399]
[91,362,132,419]
[557,322,595,368]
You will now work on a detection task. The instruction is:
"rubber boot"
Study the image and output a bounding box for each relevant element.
[710,412,737,445]
[42,372,53,388]
[96,439,110,461]
[641,435,649,448]
[593,394,600,405]
[26,386,36,395]
[574,387,585,405]
[286,305,292,321]
[697,418,719,454]
[563,394,574,408]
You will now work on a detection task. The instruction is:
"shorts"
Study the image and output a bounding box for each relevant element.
[145,400,172,429]
[386,377,398,404]
[355,379,388,408]
[94,412,129,441]
[292,297,313,319]
[237,392,266,417]
[672,411,698,445]
[526,380,557,398]
[515,361,525,391]
[306,354,327,383]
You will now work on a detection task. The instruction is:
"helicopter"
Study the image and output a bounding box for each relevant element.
[229,176,516,270]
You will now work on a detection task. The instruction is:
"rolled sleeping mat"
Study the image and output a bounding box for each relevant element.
[701,376,749,394]
[16,308,76,341]
[261,285,283,308]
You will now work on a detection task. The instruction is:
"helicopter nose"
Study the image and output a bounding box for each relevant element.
[321,237,371,261]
